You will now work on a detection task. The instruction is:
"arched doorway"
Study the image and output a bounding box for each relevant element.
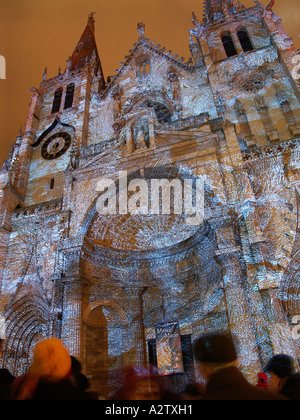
[85,306,108,398]
[78,166,233,394]
[82,301,127,398]
[2,294,50,376]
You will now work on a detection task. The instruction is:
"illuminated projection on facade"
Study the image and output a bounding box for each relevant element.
[0,1,300,397]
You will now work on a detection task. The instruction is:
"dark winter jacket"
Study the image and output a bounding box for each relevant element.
[0,368,15,400]
[205,367,288,400]
[281,374,300,400]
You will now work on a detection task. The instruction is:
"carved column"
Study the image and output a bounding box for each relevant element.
[59,246,88,359]
[61,275,84,358]
[214,222,262,383]
[49,272,64,339]
[123,286,148,366]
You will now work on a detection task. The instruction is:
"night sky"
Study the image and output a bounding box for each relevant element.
[0,0,299,167]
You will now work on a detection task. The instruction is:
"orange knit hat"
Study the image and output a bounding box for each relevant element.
[30,338,72,382]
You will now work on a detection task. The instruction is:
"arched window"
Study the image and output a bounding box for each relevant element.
[237,29,254,52]
[146,101,171,124]
[51,87,63,114]
[137,57,151,78]
[64,83,75,109]
[141,62,150,76]
[221,35,238,58]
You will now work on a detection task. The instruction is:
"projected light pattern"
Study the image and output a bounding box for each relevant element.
[0,1,299,397]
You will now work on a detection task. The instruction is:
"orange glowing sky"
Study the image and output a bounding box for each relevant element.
[0,0,299,166]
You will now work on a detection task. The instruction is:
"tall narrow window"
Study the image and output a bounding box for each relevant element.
[49,178,55,190]
[222,35,238,58]
[237,30,254,52]
[64,83,75,109]
[51,87,63,114]
[148,339,158,368]
[138,58,151,78]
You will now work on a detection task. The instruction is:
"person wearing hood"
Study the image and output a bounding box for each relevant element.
[264,354,300,400]
[0,339,16,400]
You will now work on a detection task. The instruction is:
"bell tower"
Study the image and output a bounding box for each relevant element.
[189,0,300,149]
[4,14,106,209]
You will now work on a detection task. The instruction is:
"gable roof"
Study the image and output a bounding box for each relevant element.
[100,27,194,99]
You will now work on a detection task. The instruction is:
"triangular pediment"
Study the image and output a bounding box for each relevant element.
[102,35,193,97]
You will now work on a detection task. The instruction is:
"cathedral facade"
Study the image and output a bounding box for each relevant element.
[0,0,300,396]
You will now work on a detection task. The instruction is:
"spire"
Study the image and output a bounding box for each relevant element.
[203,0,240,22]
[137,22,146,40]
[70,12,99,70]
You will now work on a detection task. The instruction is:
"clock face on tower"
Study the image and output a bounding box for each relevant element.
[41,132,72,160]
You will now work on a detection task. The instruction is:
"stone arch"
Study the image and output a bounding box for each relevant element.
[237,28,254,53]
[136,54,151,77]
[82,299,127,324]
[123,90,175,120]
[77,166,229,396]
[2,294,50,376]
[146,101,172,124]
[82,300,127,398]
[80,165,221,251]
[221,32,238,58]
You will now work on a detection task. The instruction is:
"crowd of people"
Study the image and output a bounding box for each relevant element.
[0,334,300,400]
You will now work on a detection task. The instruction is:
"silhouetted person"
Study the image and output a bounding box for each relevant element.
[264,354,300,400]
[70,356,90,391]
[0,338,15,400]
[193,333,288,400]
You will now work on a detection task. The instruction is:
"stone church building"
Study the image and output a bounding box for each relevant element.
[0,0,300,396]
